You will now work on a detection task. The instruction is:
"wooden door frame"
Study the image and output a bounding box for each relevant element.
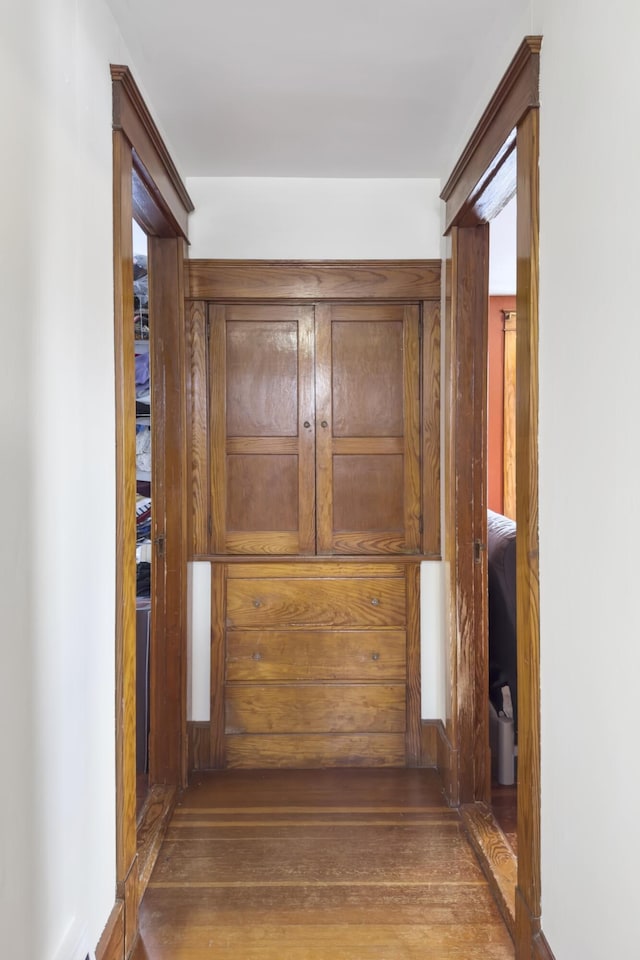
[111,65,193,955]
[440,37,543,958]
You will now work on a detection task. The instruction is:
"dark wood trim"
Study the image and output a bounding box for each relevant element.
[422,300,441,557]
[405,564,421,765]
[460,802,517,938]
[435,718,459,805]
[186,259,441,301]
[441,37,541,231]
[532,931,557,960]
[111,65,193,238]
[136,784,177,896]
[448,224,490,806]
[515,105,542,957]
[95,900,125,960]
[112,68,192,956]
[188,720,212,772]
[186,301,209,557]
[122,858,139,958]
[112,127,137,893]
[443,37,542,960]
[419,719,441,768]
[209,563,226,768]
[148,237,189,785]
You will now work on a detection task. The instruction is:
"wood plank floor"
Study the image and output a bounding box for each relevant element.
[132,769,515,960]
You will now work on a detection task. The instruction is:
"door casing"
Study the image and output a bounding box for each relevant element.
[440,36,542,958]
[111,65,193,953]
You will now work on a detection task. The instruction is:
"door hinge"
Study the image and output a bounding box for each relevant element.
[473,539,486,564]
[154,533,166,558]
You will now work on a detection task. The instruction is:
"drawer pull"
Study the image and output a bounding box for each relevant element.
[372,652,380,661]
[371,597,380,606]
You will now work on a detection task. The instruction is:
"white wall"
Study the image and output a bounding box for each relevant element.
[186,177,442,259]
[0,3,157,958]
[530,3,640,956]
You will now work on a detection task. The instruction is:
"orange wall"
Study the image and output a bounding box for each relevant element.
[487,295,516,514]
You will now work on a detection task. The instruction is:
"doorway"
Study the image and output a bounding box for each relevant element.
[440,36,542,959]
[111,64,193,953]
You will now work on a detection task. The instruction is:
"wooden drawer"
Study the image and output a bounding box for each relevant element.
[226,576,406,628]
[226,629,406,682]
[225,683,406,734]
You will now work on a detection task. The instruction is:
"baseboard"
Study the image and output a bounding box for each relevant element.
[419,720,439,767]
[188,720,211,772]
[95,900,124,960]
[532,931,557,960]
[137,783,177,896]
[460,802,517,939]
[432,719,459,805]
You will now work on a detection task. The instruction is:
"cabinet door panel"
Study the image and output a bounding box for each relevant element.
[210,304,315,554]
[316,303,421,555]
[331,314,404,437]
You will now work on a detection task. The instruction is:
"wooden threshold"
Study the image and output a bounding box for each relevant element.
[137,784,178,898]
[460,802,517,939]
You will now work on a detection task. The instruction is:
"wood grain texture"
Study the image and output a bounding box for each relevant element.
[132,769,514,958]
[111,65,193,237]
[422,300,441,556]
[532,932,557,960]
[225,560,410,577]
[226,629,406,681]
[420,720,439,767]
[186,259,441,301]
[95,899,124,960]
[209,564,226,768]
[515,106,541,957]
[148,236,188,786]
[112,128,138,889]
[461,803,517,937]
[403,306,422,552]
[405,563,421,765]
[186,300,209,555]
[449,223,490,806]
[225,733,407,767]
[225,576,406,628]
[208,305,228,555]
[187,721,211,773]
[440,38,541,230]
[137,784,177,897]
[225,683,406,734]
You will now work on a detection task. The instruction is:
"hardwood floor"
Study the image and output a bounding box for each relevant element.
[132,768,514,959]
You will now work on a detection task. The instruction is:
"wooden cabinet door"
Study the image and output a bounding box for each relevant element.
[315,303,421,554]
[209,303,316,554]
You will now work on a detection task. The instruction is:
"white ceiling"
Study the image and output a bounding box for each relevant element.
[106,0,531,178]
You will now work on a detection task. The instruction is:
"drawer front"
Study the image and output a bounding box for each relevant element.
[226,576,406,628]
[227,629,406,682]
[225,683,406,735]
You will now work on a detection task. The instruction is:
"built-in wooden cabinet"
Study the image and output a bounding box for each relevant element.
[208,300,421,556]
[185,261,440,769]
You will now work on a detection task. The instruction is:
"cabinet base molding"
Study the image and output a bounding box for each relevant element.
[95,900,124,960]
[432,719,458,805]
[188,720,212,772]
[419,719,441,767]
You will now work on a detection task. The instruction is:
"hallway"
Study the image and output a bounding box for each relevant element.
[132,768,514,959]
